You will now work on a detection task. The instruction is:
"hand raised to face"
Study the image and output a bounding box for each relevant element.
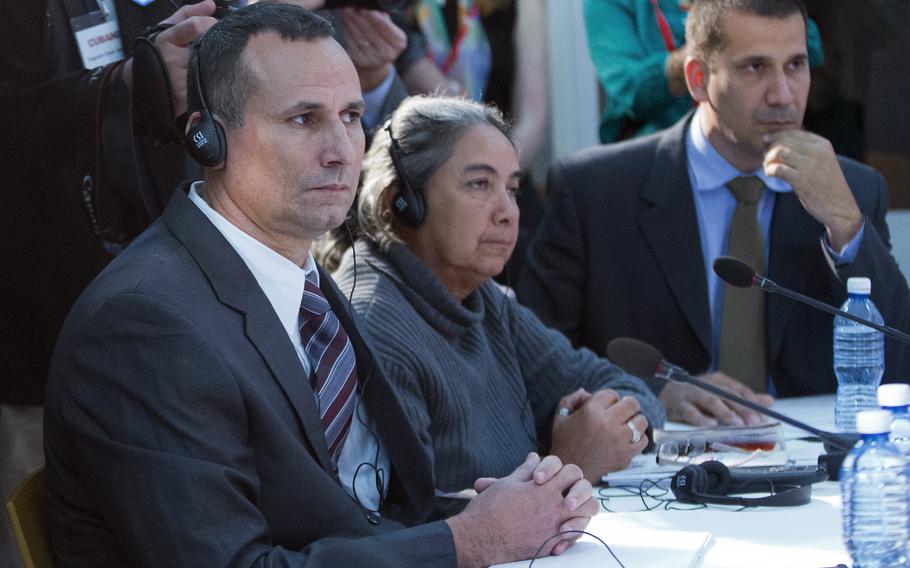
[763,130,863,250]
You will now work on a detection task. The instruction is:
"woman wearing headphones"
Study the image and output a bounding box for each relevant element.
[323,95,665,516]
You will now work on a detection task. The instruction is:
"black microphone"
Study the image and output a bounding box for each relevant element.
[606,337,859,478]
[713,256,910,345]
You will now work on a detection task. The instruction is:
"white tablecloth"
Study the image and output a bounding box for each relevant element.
[495,394,851,568]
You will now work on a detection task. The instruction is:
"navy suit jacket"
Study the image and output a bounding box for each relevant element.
[44,183,455,567]
[519,116,910,397]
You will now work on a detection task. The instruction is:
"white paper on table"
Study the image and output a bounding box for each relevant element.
[492,514,714,568]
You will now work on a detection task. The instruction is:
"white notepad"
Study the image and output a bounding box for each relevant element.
[492,515,714,568]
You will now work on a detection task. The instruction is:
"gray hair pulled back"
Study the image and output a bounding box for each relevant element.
[316,95,512,269]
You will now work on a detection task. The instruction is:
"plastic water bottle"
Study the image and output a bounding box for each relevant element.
[841,410,910,568]
[879,383,910,458]
[834,277,885,432]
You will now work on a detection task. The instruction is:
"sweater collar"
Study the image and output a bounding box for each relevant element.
[356,240,486,337]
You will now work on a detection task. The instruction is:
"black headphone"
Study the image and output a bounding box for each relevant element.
[384,121,425,227]
[185,43,227,168]
[670,461,824,508]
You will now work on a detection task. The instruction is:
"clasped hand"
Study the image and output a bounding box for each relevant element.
[449,453,598,567]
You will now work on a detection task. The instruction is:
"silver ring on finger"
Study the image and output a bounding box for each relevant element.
[627,420,642,444]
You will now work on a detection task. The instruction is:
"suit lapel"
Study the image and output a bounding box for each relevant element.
[319,268,433,519]
[766,191,826,365]
[243,306,334,472]
[638,118,713,357]
[162,184,334,472]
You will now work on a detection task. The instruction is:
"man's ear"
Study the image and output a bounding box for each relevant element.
[685,57,709,103]
[185,110,203,139]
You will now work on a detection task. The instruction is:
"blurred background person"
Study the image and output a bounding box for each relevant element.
[0,3,219,565]
[802,0,910,208]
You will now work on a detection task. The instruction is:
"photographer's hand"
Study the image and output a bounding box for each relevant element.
[340,8,407,92]
[121,1,217,116]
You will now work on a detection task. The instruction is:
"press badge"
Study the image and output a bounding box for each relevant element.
[71,0,124,70]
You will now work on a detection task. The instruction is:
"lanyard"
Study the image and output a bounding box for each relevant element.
[649,0,677,52]
[440,2,478,74]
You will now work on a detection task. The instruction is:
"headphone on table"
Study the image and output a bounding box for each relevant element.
[384,121,425,227]
[185,43,227,168]
[670,461,825,508]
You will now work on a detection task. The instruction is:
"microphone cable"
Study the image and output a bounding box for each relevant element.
[528,530,626,568]
[342,220,386,515]
[597,478,708,512]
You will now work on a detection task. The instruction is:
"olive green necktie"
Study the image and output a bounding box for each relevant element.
[717,176,767,393]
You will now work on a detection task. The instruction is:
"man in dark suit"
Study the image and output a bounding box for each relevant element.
[43,4,597,566]
[520,0,910,427]
[0,3,413,564]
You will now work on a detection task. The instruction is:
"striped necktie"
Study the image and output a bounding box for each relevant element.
[299,276,358,467]
[717,176,767,393]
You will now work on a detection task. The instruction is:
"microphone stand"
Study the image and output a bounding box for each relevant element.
[656,361,858,479]
[754,275,910,345]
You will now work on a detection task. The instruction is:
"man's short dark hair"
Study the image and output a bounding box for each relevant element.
[189,2,335,128]
[686,0,809,61]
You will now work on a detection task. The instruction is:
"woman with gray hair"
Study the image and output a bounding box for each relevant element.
[329,95,665,511]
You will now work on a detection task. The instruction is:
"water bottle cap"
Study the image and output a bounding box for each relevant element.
[856,409,893,433]
[847,277,872,294]
[878,383,910,407]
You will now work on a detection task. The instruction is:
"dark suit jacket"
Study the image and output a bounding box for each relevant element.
[519,116,910,397]
[44,184,455,567]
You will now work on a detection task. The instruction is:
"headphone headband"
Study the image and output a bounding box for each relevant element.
[671,461,823,508]
[385,121,425,227]
[185,43,227,167]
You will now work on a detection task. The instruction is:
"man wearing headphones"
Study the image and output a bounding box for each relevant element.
[43,4,598,566]
[520,0,910,426]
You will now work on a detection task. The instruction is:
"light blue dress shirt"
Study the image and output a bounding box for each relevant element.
[685,109,864,391]
[362,67,396,131]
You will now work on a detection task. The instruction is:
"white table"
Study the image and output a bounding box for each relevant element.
[496,395,852,568]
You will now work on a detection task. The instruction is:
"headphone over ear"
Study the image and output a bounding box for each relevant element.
[671,461,820,508]
[185,44,227,168]
[384,121,425,227]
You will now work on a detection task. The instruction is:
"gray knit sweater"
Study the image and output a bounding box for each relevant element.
[334,240,665,492]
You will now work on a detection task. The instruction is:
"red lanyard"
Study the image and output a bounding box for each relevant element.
[440,3,479,75]
[650,0,677,52]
